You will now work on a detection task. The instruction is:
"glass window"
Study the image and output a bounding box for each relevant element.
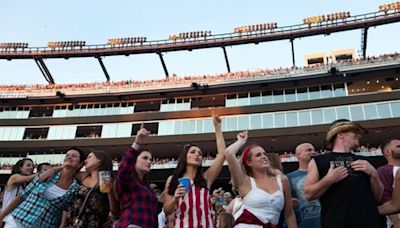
[350,105,364,121]
[336,107,350,120]
[391,102,400,117]
[363,104,378,120]
[237,93,249,106]
[262,113,274,129]
[377,103,392,118]
[250,115,262,130]
[273,90,284,103]
[174,121,182,134]
[226,94,237,107]
[311,110,324,124]
[196,120,204,133]
[298,111,311,126]
[225,117,238,131]
[323,108,336,123]
[203,119,214,133]
[188,120,196,134]
[333,84,346,97]
[286,112,298,127]
[262,91,273,104]
[320,85,333,98]
[285,89,296,102]
[250,92,261,105]
[238,116,249,130]
[274,113,285,128]
[181,121,190,134]
[309,86,320,100]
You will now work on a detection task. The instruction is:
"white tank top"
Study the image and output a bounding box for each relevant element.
[1,185,24,222]
[242,175,285,225]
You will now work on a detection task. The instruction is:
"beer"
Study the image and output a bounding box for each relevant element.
[99,171,111,193]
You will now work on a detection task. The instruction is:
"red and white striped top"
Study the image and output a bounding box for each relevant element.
[174,184,215,228]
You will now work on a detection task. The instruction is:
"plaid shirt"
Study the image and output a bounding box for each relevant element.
[116,147,158,228]
[11,171,79,227]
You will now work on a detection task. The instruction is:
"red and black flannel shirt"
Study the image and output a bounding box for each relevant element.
[115,147,158,228]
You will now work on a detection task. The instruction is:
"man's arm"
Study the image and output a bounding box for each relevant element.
[304,159,348,200]
[379,170,400,215]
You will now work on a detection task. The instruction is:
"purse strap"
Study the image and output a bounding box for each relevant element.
[76,183,98,220]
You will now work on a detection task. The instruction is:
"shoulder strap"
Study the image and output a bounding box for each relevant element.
[276,175,283,190]
[76,183,98,220]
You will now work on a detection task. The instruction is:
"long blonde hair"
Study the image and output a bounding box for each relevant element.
[240,144,277,177]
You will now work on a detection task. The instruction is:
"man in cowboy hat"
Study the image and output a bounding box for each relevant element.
[304,119,383,228]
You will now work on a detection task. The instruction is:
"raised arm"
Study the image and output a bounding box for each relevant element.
[204,113,226,187]
[117,123,150,185]
[304,160,348,200]
[225,130,250,198]
[6,173,36,189]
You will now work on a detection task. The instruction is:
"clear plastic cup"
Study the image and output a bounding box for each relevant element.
[99,171,111,193]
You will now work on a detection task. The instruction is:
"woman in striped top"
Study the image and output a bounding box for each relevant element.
[163,113,226,228]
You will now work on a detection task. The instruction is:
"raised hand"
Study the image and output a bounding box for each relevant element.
[212,112,222,129]
[134,123,151,145]
[237,130,248,146]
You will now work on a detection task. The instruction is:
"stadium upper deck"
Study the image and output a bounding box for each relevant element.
[0,3,399,184]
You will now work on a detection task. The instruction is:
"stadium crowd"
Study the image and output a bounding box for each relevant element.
[0,116,399,228]
[0,52,399,98]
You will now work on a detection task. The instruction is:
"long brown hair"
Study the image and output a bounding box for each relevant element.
[167,144,207,195]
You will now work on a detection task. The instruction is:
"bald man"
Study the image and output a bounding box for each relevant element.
[287,143,321,228]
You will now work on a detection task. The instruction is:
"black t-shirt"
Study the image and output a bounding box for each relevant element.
[314,152,382,228]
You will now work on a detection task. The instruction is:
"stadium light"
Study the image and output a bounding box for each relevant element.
[47,41,86,48]
[107,37,147,46]
[303,12,351,25]
[233,23,277,34]
[168,31,211,41]
[0,42,29,49]
[379,2,400,13]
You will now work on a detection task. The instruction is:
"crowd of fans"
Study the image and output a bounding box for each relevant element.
[0,145,384,172]
[0,52,399,98]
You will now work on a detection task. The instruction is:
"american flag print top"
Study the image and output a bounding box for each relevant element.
[174,184,215,228]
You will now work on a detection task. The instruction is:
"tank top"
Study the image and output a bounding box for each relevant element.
[174,183,214,228]
[2,185,24,222]
[240,176,284,225]
[314,152,381,228]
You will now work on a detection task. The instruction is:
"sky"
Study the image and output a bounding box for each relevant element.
[0,0,399,85]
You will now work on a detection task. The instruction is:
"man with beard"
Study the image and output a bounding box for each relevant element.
[378,138,400,228]
[304,119,383,228]
[288,143,321,228]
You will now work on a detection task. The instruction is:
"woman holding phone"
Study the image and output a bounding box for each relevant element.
[163,113,226,227]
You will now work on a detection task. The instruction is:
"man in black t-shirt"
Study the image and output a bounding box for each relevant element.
[304,120,384,228]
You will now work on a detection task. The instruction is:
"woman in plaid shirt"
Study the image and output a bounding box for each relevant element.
[0,147,86,227]
[115,123,159,228]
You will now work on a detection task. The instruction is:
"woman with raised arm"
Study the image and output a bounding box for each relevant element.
[163,113,226,227]
[1,158,34,227]
[225,131,297,228]
[115,123,159,228]
[0,147,86,228]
